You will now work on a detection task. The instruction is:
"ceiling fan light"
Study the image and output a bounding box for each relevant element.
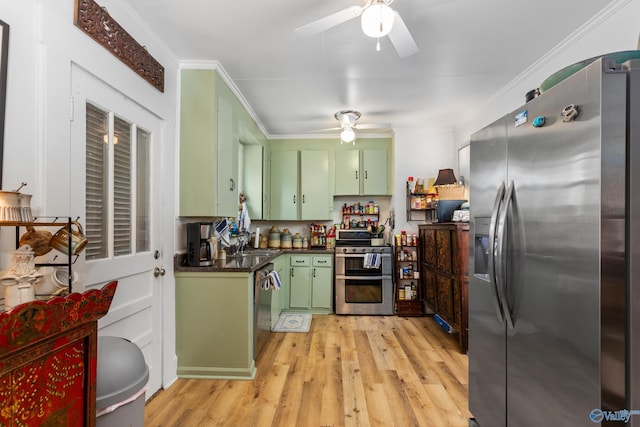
[361,3,395,38]
[341,127,356,144]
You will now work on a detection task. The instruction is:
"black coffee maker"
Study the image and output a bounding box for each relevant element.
[187,222,214,266]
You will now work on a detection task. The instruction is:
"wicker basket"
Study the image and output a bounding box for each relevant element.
[437,185,466,200]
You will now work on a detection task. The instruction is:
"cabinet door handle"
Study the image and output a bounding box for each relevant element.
[293,195,296,204]
[365,170,368,179]
[317,260,327,264]
[291,267,294,277]
[229,178,235,191]
[302,195,306,203]
[355,170,358,180]
[313,268,316,278]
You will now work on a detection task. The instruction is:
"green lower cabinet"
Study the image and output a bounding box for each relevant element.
[289,255,311,308]
[271,254,287,329]
[175,272,256,379]
[287,254,333,313]
[311,256,333,309]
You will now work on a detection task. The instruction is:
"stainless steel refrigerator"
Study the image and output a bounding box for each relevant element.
[469,54,640,427]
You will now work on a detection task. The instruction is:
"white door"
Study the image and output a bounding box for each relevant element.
[70,65,164,397]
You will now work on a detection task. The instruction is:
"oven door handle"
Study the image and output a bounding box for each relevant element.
[335,253,391,258]
[335,275,388,280]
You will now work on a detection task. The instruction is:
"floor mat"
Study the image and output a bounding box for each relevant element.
[272,313,312,333]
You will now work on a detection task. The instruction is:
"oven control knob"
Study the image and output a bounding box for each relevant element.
[342,248,348,253]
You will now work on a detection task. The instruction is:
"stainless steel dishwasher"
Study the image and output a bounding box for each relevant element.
[254,263,273,359]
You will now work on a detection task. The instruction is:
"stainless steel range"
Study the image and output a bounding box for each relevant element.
[334,230,393,315]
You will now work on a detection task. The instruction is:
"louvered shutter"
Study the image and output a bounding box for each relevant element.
[85,104,108,260]
[113,116,132,256]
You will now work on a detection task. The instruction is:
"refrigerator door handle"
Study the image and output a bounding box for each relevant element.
[488,182,506,322]
[496,180,515,329]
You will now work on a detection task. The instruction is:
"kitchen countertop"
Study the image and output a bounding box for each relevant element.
[174,248,335,273]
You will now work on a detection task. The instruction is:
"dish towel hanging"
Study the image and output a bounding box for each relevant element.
[364,253,382,269]
[238,201,251,232]
[267,271,282,291]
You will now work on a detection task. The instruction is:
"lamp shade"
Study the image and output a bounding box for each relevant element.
[361,3,395,38]
[433,168,458,186]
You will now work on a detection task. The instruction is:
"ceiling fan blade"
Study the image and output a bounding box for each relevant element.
[306,126,343,133]
[388,11,419,58]
[355,123,392,130]
[294,6,363,37]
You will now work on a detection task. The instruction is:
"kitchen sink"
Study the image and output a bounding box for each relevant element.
[241,249,281,256]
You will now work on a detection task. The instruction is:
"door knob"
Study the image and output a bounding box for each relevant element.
[153,267,166,277]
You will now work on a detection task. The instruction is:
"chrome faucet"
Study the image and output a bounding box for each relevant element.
[236,231,249,255]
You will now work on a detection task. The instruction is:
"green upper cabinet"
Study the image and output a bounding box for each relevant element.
[216,96,239,215]
[269,150,331,220]
[300,151,330,219]
[180,70,216,215]
[335,149,389,195]
[362,149,388,195]
[334,150,360,195]
[269,150,298,220]
[179,68,266,217]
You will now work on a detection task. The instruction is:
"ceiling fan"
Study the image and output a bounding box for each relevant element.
[295,0,418,58]
[318,110,391,144]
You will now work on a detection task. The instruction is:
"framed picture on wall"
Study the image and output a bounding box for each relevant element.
[0,19,9,190]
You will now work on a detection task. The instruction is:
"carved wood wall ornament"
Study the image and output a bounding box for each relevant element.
[74,0,165,92]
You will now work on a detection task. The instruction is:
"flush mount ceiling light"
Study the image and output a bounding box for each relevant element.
[335,110,361,144]
[361,1,395,38]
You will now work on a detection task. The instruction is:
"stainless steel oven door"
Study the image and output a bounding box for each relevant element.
[335,275,394,315]
[335,253,392,277]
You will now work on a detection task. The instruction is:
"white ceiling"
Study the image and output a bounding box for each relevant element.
[124,0,610,138]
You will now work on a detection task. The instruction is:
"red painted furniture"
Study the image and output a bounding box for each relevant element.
[0,281,117,426]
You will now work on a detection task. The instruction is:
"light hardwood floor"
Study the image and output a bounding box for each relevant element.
[144,314,471,427]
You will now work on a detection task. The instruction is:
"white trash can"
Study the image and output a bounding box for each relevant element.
[96,336,149,427]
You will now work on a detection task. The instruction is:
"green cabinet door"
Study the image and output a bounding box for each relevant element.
[289,255,310,308]
[362,149,388,195]
[179,70,216,215]
[216,96,239,217]
[311,256,333,309]
[271,255,285,328]
[270,150,299,220]
[300,150,330,220]
[334,150,360,195]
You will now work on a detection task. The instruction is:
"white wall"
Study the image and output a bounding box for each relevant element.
[392,128,455,235]
[0,0,180,388]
